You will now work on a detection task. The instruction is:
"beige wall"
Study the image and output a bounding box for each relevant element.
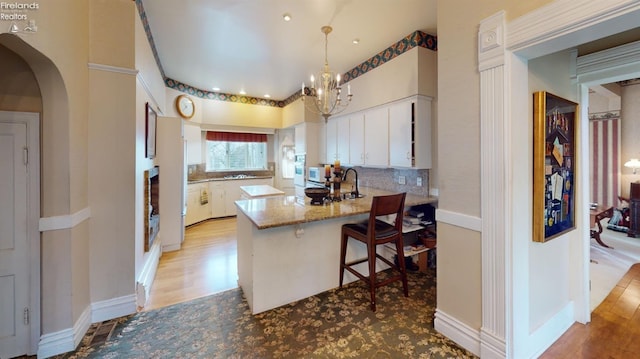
[0,0,92,335]
[0,45,41,111]
[436,0,554,338]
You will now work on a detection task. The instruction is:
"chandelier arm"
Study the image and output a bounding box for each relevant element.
[301,25,353,122]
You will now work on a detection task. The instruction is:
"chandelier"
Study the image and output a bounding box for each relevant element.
[301,25,352,122]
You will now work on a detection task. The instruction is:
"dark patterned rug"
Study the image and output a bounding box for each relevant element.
[57,269,477,358]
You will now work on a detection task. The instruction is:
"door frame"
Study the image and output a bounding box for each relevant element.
[0,110,41,355]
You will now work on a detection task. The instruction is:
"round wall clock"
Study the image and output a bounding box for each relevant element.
[175,94,195,119]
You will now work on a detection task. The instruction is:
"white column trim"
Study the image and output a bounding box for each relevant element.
[39,207,91,232]
[479,10,508,358]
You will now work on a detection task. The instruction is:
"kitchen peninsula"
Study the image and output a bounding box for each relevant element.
[235,187,436,314]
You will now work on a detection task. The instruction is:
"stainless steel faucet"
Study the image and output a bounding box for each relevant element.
[342,167,359,198]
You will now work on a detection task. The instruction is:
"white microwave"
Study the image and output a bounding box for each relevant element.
[307,167,324,183]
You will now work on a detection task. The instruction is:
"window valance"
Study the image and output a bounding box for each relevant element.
[206,131,267,143]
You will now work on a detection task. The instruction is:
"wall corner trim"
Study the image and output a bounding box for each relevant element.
[39,207,91,232]
[37,305,91,358]
[434,309,481,356]
[136,240,162,308]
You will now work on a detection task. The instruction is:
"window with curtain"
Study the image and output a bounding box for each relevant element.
[205,131,267,171]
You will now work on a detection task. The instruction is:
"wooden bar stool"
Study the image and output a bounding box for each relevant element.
[339,192,408,311]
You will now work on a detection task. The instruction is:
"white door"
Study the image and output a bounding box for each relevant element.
[0,121,30,358]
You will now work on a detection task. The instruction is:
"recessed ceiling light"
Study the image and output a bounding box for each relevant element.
[352,38,360,44]
[264,94,271,98]
[212,87,220,92]
[282,13,291,21]
[239,90,246,95]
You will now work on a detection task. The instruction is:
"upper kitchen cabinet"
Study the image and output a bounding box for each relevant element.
[363,106,389,167]
[389,95,432,169]
[325,116,350,165]
[295,122,321,166]
[349,114,365,166]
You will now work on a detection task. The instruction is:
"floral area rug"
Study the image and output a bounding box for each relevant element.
[58,269,476,358]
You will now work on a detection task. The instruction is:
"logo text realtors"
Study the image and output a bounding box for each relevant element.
[1,2,38,21]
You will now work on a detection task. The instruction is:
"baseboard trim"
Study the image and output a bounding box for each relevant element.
[480,327,507,359]
[136,241,162,307]
[37,305,91,358]
[528,301,575,359]
[91,294,137,323]
[434,309,481,356]
[162,243,181,252]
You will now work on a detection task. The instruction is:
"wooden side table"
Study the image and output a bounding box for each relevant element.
[590,206,613,248]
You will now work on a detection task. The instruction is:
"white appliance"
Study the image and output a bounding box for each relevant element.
[294,154,305,186]
[294,154,306,197]
[307,166,324,183]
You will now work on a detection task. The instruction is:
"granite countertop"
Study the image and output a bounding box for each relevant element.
[188,175,273,184]
[235,186,437,229]
[240,184,285,198]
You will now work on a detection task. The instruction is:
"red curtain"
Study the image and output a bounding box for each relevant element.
[206,131,267,143]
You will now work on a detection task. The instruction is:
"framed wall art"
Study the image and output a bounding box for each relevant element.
[533,91,579,243]
[145,102,157,159]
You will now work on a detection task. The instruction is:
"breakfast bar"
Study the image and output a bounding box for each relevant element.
[235,187,436,314]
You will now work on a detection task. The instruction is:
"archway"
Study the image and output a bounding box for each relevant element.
[0,33,70,357]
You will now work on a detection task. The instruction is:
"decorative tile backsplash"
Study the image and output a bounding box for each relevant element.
[188,163,430,197]
[342,166,430,197]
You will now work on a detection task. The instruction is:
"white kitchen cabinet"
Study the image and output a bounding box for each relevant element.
[185,182,211,226]
[325,118,337,164]
[337,118,350,165]
[349,114,365,166]
[389,99,413,167]
[389,96,432,168]
[363,106,389,167]
[209,182,226,218]
[187,178,275,224]
[224,181,243,216]
[325,117,350,165]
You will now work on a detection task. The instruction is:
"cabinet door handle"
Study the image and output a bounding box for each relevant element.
[406,151,411,159]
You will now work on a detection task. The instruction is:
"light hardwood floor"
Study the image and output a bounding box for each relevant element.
[144,217,238,311]
[541,262,640,358]
[145,216,640,357]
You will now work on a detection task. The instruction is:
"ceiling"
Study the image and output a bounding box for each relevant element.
[141,0,437,101]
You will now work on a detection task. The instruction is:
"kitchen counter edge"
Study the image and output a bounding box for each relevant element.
[236,187,437,230]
